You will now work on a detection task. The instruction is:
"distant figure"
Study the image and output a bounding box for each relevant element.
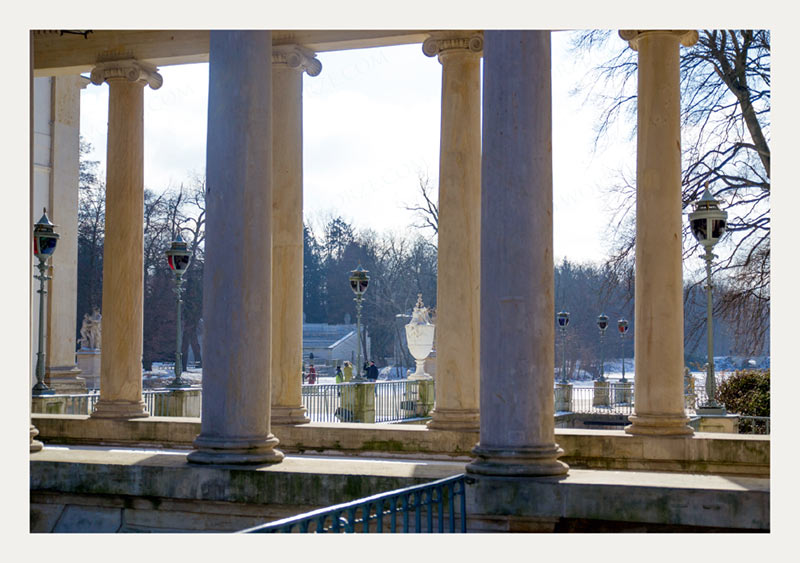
[307,364,317,385]
[342,361,353,382]
[366,360,379,381]
[335,365,344,384]
[79,306,102,350]
[79,313,91,349]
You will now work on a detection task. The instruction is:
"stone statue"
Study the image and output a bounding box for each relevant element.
[79,307,102,350]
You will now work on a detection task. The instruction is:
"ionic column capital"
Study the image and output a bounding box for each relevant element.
[272,45,322,76]
[422,31,483,61]
[89,59,163,90]
[619,30,699,51]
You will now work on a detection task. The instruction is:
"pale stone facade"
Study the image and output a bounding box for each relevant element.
[45,75,89,394]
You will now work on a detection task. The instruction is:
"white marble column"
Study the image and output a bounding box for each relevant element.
[423,31,482,431]
[620,30,698,436]
[90,59,161,419]
[467,30,568,477]
[46,75,90,393]
[188,31,284,465]
[270,45,320,425]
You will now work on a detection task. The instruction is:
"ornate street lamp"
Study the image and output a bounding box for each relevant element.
[688,183,728,411]
[617,318,629,383]
[597,313,609,382]
[32,209,59,395]
[165,233,192,388]
[557,311,570,383]
[349,265,370,382]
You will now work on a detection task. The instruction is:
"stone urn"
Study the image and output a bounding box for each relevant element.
[405,294,435,381]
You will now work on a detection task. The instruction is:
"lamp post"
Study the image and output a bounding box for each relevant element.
[617,318,629,383]
[32,209,59,396]
[349,265,370,382]
[557,311,570,383]
[688,183,728,411]
[597,313,609,382]
[165,233,192,388]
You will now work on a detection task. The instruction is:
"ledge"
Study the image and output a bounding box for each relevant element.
[467,469,769,532]
[31,415,769,476]
[30,445,769,532]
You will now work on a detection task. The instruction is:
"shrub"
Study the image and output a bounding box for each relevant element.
[716,369,770,434]
[716,369,770,416]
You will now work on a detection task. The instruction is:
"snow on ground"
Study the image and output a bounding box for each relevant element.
[143,356,769,389]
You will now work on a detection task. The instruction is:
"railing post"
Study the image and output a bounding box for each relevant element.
[353,382,376,423]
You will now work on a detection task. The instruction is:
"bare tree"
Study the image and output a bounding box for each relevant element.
[403,172,439,237]
[571,29,770,354]
[76,139,105,337]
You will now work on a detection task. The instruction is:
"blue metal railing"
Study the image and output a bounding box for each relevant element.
[241,474,468,533]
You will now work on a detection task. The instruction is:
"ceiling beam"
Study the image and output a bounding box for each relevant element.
[33,30,432,76]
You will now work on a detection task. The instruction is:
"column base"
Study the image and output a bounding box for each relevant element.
[427,408,479,431]
[187,434,284,465]
[271,405,311,425]
[467,444,569,477]
[46,365,87,394]
[625,413,694,436]
[90,399,149,419]
[30,423,43,452]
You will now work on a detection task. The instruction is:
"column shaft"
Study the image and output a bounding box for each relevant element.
[46,75,87,393]
[188,30,284,464]
[426,33,482,431]
[467,30,568,477]
[624,30,695,436]
[92,76,147,418]
[271,56,310,425]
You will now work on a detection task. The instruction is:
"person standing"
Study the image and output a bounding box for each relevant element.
[342,361,353,382]
[335,365,344,384]
[307,364,317,385]
[367,360,379,381]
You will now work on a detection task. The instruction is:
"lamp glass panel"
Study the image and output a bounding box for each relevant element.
[711,219,726,240]
[691,217,707,241]
[172,254,190,272]
[36,235,58,256]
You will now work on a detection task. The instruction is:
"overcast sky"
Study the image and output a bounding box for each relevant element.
[78,31,633,264]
